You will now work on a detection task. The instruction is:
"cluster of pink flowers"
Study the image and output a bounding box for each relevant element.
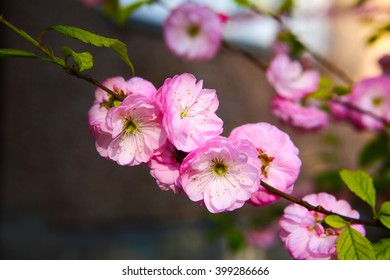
[279,192,365,260]
[266,53,329,130]
[88,73,301,213]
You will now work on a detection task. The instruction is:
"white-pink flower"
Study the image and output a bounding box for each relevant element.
[266,53,320,100]
[100,94,166,166]
[148,142,185,194]
[271,96,329,130]
[180,137,261,213]
[156,73,223,152]
[348,76,390,131]
[163,2,224,61]
[279,192,366,260]
[229,122,301,206]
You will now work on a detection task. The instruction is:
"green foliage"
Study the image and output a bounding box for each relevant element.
[61,46,93,72]
[336,226,376,260]
[367,24,390,45]
[234,0,252,7]
[339,169,376,214]
[48,25,134,75]
[359,134,390,168]
[373,239,390,260]
[332,85,351,96]
[325,215,347,229]
[103,0,157,26]
[314,170,344,192]
[277,31,305,59]
[379,201,390,229]
[278,0,295,15]
[0,48,41,59]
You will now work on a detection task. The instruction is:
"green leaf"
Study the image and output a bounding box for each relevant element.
[359,134,390,168]
[48,25,134,75]
[339,169,376,212]
[119,1,153,25]
[227,228,246,253]
[278,0,295,14]
[337,226,376,260]
[234,0,252,7]
[332,85,351,96]
[277,31,305,59]
[379,201,390,229]
[61,46,93,72]
[373,239,390,260]
[325,215,348,228]
[0,48,41,59]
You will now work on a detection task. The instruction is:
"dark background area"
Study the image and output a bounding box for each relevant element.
[0,0,378,259]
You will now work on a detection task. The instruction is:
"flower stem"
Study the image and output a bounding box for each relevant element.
[260,180,388,230]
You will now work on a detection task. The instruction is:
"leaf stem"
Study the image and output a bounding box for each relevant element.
[260,180,388,230]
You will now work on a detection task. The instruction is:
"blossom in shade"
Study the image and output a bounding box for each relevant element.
[271,96,329,130]
[347,76,390,131]
[148,142,186,194]
[229,122,301,206]
[279,192,366,260]
[180,137,261,213]
[266,53,320,100]
[163,2,224,61]
[156,73,223,152]
[100,94,166,166]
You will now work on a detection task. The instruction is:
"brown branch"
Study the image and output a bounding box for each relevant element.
[65,65,125,101]
[260,180,388,230]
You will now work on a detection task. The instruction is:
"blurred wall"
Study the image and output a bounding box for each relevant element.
[1,0,374,259]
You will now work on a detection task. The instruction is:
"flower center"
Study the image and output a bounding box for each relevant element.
[187,24,201,37]
[212,159,228,176]
[372,96,383,107]
[124,118,139,134]
[257,149,274,177]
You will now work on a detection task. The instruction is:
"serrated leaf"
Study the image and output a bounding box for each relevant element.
[325,215,348,228]
[0,48,40,59]
[339,169,376,212]
[48,25,134,75]
[373,239,390,260]
[359,134,390,168]
[379,201,390,229]
[337,226,376,260]
[61,46,93,72]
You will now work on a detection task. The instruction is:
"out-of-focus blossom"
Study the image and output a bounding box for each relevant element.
[148,142,185,194]
[347,76,390,131]
[266,53,320,100]
[271,96,329,130]
[100,94,166,166]
[156,73,223,152]
[247,225,278,249]
[229,122,301,206]
[163,2,224,61]
[180,137,261,213]
[279,192,366,260]
[79,0,103,7]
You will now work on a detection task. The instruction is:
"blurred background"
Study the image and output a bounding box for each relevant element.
[1,0,389,259]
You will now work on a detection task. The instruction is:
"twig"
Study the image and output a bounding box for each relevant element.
[260,180,388,230]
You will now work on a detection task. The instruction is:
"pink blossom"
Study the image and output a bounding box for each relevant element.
[156,73,223,152]
[148,142,185,194]
[163,2,224,61]
[88,76,157,137]
[247,225,278,249]
[279,192,366,260]
[229,122,301,206]
[271,96,329,130]
[347,76,390,131]
[266,53,320,100]
[99,94,166,166]
[180,137,261,213]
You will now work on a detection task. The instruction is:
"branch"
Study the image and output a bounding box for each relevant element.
[260,180,388,230]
